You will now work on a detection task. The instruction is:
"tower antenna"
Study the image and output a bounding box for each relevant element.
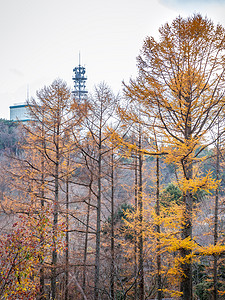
[26,84,30,102]
[72,54,88,102]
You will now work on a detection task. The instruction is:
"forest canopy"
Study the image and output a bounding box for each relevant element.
[0,14,225,300]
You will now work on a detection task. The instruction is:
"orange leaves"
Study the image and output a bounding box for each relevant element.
[178,172,219,194]
[109,129,138,157]
[162,137,197,165]
[0,217,40,299]
[161,288,183,298]
[167,236,197,253]
[0,209,66,299]
[109,129,166,158]
[197,244,225,256]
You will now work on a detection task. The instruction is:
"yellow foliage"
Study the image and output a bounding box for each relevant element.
[197,244,225,256]
[218,290,225,296]
[167,236,197,253]
[162,288,183,297]
[178,172,219,194]
[162,136,199,166]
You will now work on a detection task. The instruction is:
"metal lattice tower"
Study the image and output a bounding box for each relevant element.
[72,55,88,102]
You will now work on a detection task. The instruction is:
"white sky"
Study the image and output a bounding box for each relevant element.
[1,0,225,119]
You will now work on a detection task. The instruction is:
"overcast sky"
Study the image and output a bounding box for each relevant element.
[1,0,225,119]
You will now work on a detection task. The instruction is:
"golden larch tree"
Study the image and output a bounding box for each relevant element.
[124,14,225,300]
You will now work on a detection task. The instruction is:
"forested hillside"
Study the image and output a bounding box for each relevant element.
[0,15,225,300]
[0,119,21,156]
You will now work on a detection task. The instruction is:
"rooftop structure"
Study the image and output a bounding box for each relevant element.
[10,103,32,122]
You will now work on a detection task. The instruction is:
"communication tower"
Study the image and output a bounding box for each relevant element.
[72,55,88,102]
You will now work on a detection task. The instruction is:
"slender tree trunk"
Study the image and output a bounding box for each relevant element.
[156,156,162,300]
[65,173,69,300]
[180,190,193,300]
[181,115,193,300]
[110,152,115,300]
[40,126,45,300]
[138,132,144,300]
[40,179,45,299]
[213,122,220,300]
[94,138,102,300]
[51,123,59,300]
[51,164,59,299]
[39,247,45,299]
[83,186,91,296]
[134,151,138,300]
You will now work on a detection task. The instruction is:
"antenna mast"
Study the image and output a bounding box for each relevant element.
[26,84,30,102]
[72,54,88,102]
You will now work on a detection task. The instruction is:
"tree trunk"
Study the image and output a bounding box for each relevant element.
[51,166,58,299]
[138,132,144,300]
[94,139,102,300]
[180,191,193,300]
[39,173,45,299]
[181,115,193,300]
[51,123,59,300]
[65,173,69,300]
[82,186,91,296]
[40,126,45,299]
[213,122,220,300]
[134,151,138,300]
[110,152,115,300]
[156,156,162,300]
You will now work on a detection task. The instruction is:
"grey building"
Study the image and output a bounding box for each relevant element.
[10,103,31,122]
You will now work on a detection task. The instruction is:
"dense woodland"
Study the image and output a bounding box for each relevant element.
[1,14,225,300]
